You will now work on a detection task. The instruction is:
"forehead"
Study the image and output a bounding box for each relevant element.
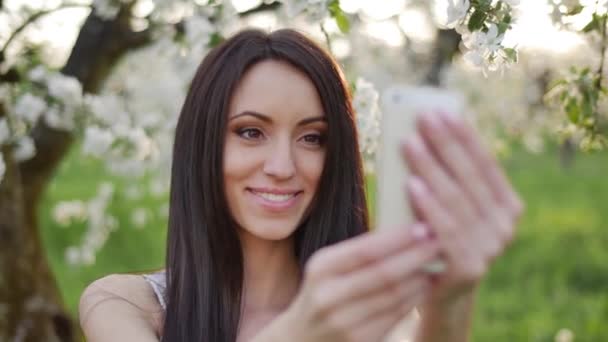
[229,60,324,119]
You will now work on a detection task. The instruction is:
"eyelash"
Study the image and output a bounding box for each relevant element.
[236,128,326,146]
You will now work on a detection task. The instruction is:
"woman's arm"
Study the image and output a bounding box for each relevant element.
[414,290,476,342]
[79,274,163,342]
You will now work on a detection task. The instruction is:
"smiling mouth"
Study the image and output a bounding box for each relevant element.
[247,189,302,203]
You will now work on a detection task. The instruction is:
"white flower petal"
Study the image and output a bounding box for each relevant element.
[13,136,36,162]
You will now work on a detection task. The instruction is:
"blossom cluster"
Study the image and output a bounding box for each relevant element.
[0,67,84,176]
[58,183,117,266]
[446,0,520,75]
[280,0,330,22]
[352,77,382,160]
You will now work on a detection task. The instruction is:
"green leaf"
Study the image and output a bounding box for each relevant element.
[468,8,487,31]
[503,47,518,63]
[566,5,584,16]
[328,0,340,15]
[582,14,599,33]
[581,85,599,120]
[559,90,568,103]
[497,21,509,35]
[327,0,350,34]
[208,32,224,48]
[334,11,350,34]
[565,97,581,124]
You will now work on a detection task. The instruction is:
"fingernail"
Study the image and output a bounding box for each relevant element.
[411,223,429,241]
[440,110,459,124]
[409,176,425,194]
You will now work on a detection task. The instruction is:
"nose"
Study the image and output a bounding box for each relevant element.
[263,138,296,180]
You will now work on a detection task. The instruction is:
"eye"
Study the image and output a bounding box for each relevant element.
[237,128,264,140]
[301,133,325,146]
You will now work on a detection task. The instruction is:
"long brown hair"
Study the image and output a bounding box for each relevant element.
[163,28,369,342]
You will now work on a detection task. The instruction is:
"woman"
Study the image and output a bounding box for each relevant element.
[79,28,523,342]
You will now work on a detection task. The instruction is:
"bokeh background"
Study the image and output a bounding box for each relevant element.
[0,0,606,341]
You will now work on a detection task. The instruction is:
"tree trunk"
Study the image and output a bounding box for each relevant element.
[424,28,461,86]
[0,4,151,340]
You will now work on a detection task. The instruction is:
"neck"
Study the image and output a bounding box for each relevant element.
[239,230,301,314]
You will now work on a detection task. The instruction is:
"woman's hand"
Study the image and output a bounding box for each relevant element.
[253,223,439,342]
[401,111,524,307]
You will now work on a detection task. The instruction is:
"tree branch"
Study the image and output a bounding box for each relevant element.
[0,3,91,59]
[19,3,152,206]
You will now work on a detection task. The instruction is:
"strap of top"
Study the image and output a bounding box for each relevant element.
[142,271,167,311]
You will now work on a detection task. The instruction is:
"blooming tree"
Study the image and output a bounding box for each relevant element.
[2,0,601,340]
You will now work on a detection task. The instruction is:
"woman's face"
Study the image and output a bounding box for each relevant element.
[224,60,327,241]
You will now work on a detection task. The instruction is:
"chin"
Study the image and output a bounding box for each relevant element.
[239,218,300,241]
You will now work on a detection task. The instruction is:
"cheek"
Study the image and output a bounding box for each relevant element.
[223,141,259,187]
[297,150,325,188]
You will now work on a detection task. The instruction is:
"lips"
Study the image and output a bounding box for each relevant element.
[246,188,303,211]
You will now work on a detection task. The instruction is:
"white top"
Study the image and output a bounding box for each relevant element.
[142,271,167,311]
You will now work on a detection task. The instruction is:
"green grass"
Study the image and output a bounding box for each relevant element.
[40,143,608,341]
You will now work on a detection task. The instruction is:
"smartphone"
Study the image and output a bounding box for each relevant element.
[375,85,466,274]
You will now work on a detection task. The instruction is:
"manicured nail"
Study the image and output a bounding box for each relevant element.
[409,176,425,194]
[440,110,459,124]
[411,223,429,241]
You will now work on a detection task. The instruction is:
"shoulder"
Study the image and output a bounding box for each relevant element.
[79,274,164,341]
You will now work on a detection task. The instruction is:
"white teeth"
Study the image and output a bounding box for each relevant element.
[251,191,296,202]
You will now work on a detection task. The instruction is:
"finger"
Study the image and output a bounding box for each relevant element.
[320,237,439,310]
[438,111,524,217]
[407,176,466,256]
[401,134,477,223]
[352,291,426,342]
[333,275,428,330]
[306,223,426,279]
[485,205,516,248]
[417,112,496,214]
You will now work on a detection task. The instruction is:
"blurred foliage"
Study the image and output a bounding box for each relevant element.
[547,0,608,151]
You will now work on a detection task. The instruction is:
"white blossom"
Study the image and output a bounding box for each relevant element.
[28,66,47,83]
[93,0,120,20]
[65,246,81,265]
[462,24,509,72]
[555,328,574,342]
[159,202,169,218]
[47,73,82,108]
[13,136,36,162]
[504,0,520,6]
[83,126,114,157]
[131,207,148,228]
[184,15,214,47]
[353,77,381,158]
[446,0,470,28]
[84,94,129,128]
[62,182,117,266]
[0,118,10,145]
[463,24,503,54]
[281,0,329,22]
[14,93,46,124]
[149,178,169,197]
[125,185,142,200]
[44,105,75,131]
[53,200,88,226]
[463,50,484,67]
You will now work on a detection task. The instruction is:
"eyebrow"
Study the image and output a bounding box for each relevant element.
[229,110,327,126]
